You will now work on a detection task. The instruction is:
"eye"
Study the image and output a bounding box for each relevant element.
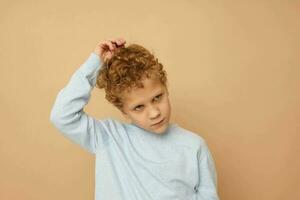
[133,93,164,111]
[134,105,144,111]
[153,93,163,101]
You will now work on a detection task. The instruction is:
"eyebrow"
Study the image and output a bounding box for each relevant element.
[131,91,164,109]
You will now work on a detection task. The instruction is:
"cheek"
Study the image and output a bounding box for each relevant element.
[162,98,171,111]
[132,113,146,123]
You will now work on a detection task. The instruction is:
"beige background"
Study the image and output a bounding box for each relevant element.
[1,0,299,199]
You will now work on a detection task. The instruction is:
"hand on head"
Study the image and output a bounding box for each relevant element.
[94,38,126,62]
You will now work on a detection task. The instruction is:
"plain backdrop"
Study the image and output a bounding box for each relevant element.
[1,0,299,199]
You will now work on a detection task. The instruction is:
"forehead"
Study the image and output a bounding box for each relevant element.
[122,78,165,105]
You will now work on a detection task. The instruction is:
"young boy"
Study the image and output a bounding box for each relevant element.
[50,38,220,200]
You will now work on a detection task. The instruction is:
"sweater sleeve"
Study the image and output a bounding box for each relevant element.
[194,140,220,200]
[49,52,110,154]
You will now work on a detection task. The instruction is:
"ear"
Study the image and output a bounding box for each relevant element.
[165,86,169,96]
[121,111,132,124]
[120,108,129,119]
[122,112,129,119]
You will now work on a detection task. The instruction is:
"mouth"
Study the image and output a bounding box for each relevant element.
[151,118,165,127]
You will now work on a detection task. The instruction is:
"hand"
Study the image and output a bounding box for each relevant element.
[94,38,126,62]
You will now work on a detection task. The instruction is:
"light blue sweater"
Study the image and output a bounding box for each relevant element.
[50,52,219,200]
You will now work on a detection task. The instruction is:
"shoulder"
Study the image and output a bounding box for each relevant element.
[170,123,207,149]
[96,117,128,134]
[97,117,124,126]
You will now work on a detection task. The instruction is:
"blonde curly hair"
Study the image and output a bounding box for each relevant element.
[95,44,168,112]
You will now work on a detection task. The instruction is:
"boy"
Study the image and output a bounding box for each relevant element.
[50,38,220,200]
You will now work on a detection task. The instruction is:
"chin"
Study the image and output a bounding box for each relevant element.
[153,130,167,134]
[150,121,169,134]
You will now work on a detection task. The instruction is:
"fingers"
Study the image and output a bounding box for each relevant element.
[99,38,126,51]
[98,38,126,48]
[109,38,126,48]
[115,38,126,46]
[96,38,126,62]
[104,40,115,51]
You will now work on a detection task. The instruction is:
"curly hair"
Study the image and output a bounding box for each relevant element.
[95,44,168,111]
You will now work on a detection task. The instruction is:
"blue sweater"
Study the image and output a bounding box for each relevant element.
[50,52,219,200]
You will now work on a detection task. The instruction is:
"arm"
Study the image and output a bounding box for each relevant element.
[49,52,108,154]
[194,140,220,200]
[50,39,126,154]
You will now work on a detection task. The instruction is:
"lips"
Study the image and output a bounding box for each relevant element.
[152,118,164,126]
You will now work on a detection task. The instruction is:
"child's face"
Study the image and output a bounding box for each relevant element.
[121,77,171,134]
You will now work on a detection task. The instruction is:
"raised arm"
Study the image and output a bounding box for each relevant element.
[49,38,126,154]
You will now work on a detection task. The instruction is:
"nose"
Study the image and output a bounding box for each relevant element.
[149,105,161,120]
